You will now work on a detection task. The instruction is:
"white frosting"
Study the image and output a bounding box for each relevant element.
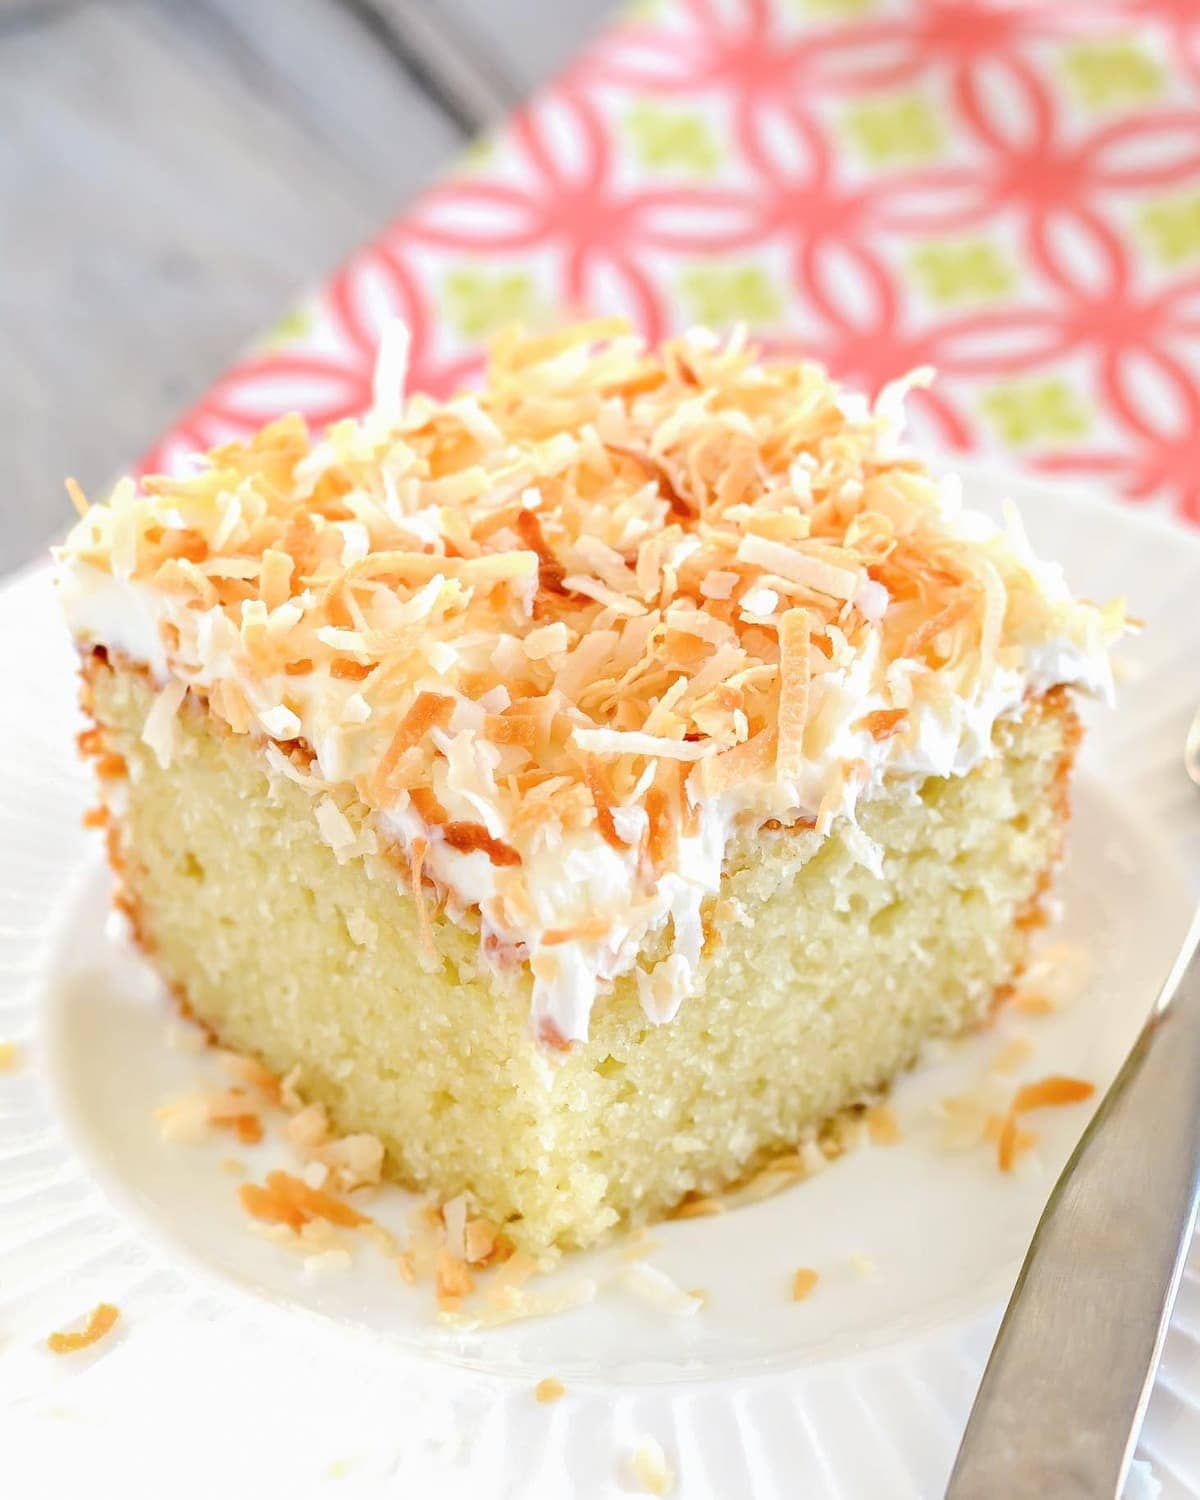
[60,562,171,679]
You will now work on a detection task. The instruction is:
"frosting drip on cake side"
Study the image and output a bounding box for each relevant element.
[56,321,1127,1047]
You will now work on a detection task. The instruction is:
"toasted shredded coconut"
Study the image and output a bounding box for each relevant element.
[218,1052,283,1104]
[47,1303,119,1355]
[996,1110,1039,1172]
[464,1216,503,1264]
[315,1132,385,1191]
[1012,992,1057,1017]
[58,321,1125,1048]
[792,1267,819,1302]
[442,1274,598,1330]
[435,1247,475,1308]
[140,678,187,769]
[776,608,811,778]
[280,1066,305,1111]
[617,1262,703,1317]
[990,1068,1092,1170]
[620,1231,664,1263]
[154,1090,216,1144]
[934,1074,1012,1150]
[1013,1074,1095,1112]
[666,1193,725,1220]
[408,836,437,969]
[286,1101,329,1151]
[734,1136,834,1204]
[1012,943,1091,1015]
[239,1170,369,1232]
[302,1160,329,1189]
[735,1159,807,1205]
[65,476,89,518]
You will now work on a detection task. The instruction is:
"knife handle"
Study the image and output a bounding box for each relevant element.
[946,913,1200,1499]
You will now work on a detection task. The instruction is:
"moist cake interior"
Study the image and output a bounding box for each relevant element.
[85,659,1076,1249]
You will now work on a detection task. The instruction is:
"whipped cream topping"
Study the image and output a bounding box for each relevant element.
[57,322,1125,1048]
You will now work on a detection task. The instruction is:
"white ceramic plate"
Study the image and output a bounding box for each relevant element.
[3,468,1200,1499]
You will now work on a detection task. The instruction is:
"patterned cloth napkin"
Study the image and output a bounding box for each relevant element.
[143,0,1200,529]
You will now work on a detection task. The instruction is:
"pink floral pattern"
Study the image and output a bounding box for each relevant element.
[142,0,1200,527]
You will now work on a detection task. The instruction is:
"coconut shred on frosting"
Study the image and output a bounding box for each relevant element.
[56,320,1127,1048]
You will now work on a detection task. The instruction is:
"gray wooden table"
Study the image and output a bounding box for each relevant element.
[0,0,613,577]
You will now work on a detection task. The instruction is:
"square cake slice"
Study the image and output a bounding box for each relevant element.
[57,321,1124,1252]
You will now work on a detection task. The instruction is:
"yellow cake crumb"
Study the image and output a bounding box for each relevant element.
[534,1377,565,1404]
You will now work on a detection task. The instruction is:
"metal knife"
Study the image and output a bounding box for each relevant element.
[946,711,1200,1498]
